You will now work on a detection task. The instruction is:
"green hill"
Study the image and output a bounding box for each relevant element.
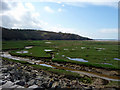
[1,27,92,40]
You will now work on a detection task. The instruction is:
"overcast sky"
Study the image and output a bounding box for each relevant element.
[0,0,119,39]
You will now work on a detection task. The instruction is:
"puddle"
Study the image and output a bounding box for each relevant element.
[44,49,53,52]
[66,57,88,62]
[81,47,85,49]
[25,46,33,49]
[101,63,112,65]
[96,48,105,50]
[64,49,68,50]
[72,49,75,50]
[16,51,28,54]
[114,58,120,61]
[56,53,59,55]
[62,55,65,57]
[39,64,53,68]
[1,52,30,61]
[1,52,120,81]
[45,42,51,44]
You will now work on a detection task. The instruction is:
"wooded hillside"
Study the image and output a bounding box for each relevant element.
[1,27,92,40]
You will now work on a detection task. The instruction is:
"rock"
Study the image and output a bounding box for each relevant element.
[0,80,7,85]
[7,66,14,71]
[41,82,49,88]
[16,85,25,88]
[0,74,3,79]
[35,80,42,86]
[35,76,43,81]
[16,80,25,86]
[100,88,116,90]
[4,74,10,79]
[9,85,19,88]
[0,86,2,89]
[48,81,54,88]
[27,79,35,86]
[2,81,14,88]
[28,85,38,88]
[2,68,8,73]
[52,82,59,88]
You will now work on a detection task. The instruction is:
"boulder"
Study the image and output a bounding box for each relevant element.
[27,79,35,86]
[0,80,7,85]
[2,68,8,73]
[2,81,14,88]
[35,80,42,86]
[52,82,59,88]
[9,85,19,88]
[16,80,26,86]
[28,85,38,88]
[16,85,25,88]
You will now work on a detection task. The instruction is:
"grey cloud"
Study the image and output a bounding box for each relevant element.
[1,1,42,29]
[1,11,42,29]
[1,15,16,28]
[0,0,11,12]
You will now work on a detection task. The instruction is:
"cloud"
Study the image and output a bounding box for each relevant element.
[99,28,118,33]
[3,0,119,8]
[0,0,11,12]
[25,3,35,11]
[58,8,62,12]
[0,1,42,29]
[44,6,54,13]
[62,4,65,7]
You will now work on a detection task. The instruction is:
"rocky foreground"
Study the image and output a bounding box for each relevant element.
[0,59,119,89]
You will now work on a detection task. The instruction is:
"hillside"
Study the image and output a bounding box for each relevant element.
[1,27,92,40]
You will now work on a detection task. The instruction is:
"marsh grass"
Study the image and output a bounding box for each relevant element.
[2,40,120,70]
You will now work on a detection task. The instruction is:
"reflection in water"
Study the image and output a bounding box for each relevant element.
[44,49,53,52]
[25,46,33,49]
[81,47,85,49]
[45,42,51,44]
[39,64,53,68]
[1,52,120,81]
[114,58,120,61]
[16,51,28,54]
[66,57,88,62]
[101,63,112,65]
[64,49,68,50]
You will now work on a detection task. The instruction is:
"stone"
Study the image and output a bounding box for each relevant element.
[28,85,38,88]
[16,81,25,86]
[16,85,25,88]
[35,76,43,81]
[35,80,42,86]
[48,81,54,88]
[41,82,49,88]
[2,68,8,73]
[0,80,7,85]
[100,88,116,90]
[0,74,3,79]
[9,85,19,88]
[27,79,35,86]
[52,82,59,88]
[2,81,14,88]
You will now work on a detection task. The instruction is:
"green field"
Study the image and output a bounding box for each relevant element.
[2,40,120,69]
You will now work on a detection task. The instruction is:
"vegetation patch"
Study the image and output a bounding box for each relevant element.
[2,40,120,70]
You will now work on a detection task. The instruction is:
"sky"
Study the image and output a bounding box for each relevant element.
[0,0,119,39]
